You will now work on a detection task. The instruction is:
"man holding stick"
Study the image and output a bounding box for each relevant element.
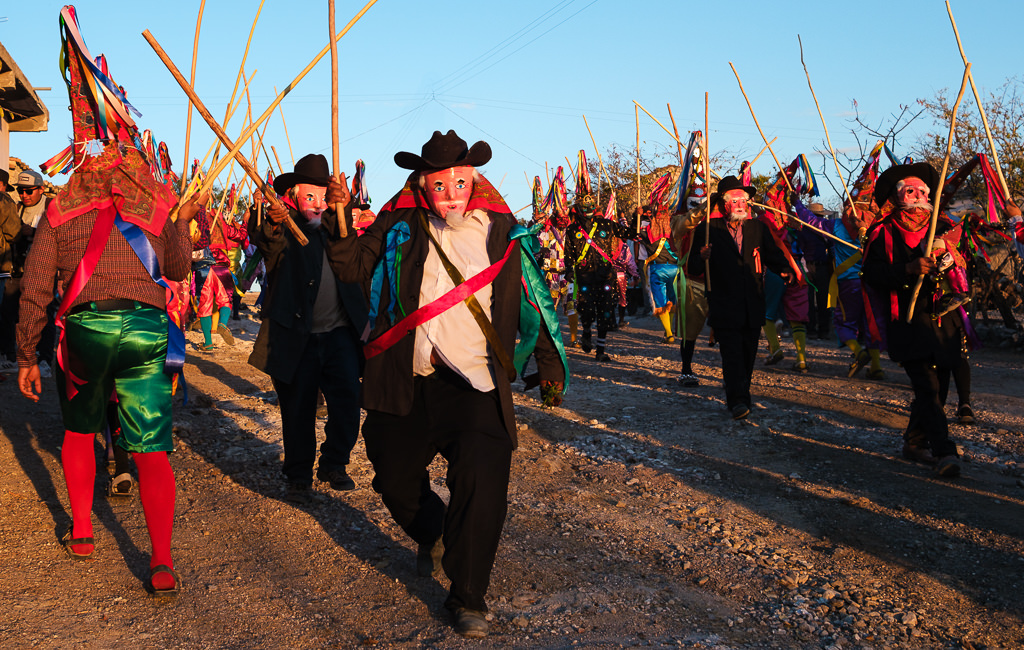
[861,163,966,477]
[318,130,567,638]
[248,154,368,501]
[689,176,791,419]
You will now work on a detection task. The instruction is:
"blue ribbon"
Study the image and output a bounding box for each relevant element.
[114,214,187,400]
[368,221,410,322]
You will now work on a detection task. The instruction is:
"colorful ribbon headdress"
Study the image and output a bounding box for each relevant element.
[352,159,371,209]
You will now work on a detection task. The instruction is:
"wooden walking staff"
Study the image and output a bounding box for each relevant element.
[946,0,1011,198]
[582,114,609,202]
[143,30,308,246]
[907,63,972,322]
[703,92,711,291]
[728,62,794,193]
[798,36,859,219]
[328,0,348,237]
[180,0,206,201]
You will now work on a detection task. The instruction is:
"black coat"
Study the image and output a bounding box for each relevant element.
[861,217,962,366]
[248,209,369,382]
[687,218,789,330]
[323,205,565,447]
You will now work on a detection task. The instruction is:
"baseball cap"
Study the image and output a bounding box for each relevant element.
[16,170,44,188]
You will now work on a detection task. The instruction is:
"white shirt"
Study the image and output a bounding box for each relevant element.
[412,209,496,392]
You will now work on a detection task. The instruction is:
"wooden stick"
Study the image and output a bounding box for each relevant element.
[798,35,859,218]
[907,63,972,322]
[946,0,1011,198]
[328,0,348,237]
[564,156,577,184]
[545,162,550,186]
[751,202,860,251]
[635,104,641,234]
[143,29,308,245]
[158,0,378,204]
[728,62,793,192]
[633,100,687,150]
[212,0,266,166]
[274,85,296,168]
[750,137,777,167]
[582,114,608,202]
[271,146,285,176]
[703,92,711,291]
[181,0,206,201]
[667,103,684,167]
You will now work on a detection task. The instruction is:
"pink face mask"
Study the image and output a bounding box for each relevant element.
[722,190,750,221]
[292,183,327,222]
[422,166,474,221]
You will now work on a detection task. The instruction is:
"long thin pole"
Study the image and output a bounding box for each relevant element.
[328,0,348,238]
[946,0,1011,198]
[703,92,711,291]
[582,115,608,202]
[633,100,686,150]
[728,62,794,192]
[155,0,378,204]
[798,35,859,218]
[275,85,296,168]
[564,156,577,184]
[751,202,860,250]
[143,29,308,245]
[667,103,684,167]
[907,63,972,322]
[750,137,777,167]
[180,0,206,201]
[635,105,641,220]
[271,146,285,176]
[212,0,266,167]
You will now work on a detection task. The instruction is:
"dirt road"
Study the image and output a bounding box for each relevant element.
[2,308,1022,648]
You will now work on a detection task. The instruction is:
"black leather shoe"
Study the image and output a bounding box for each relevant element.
[317,467,355,491]
[453,608,488,638]
[902,444,936,465]
[416,538,443,577]
[285,482,313,505]
[957,404,975,425]
[730,404,750,420]
[936,455,962,478]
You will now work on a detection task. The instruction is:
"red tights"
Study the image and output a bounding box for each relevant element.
[62,431,176,589]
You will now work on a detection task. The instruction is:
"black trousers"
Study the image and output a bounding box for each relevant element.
[805,261,833,337]
[362,367,513,612]
[576,270,616,332]
[271,326,361,484]
[715,325,761,410]
[902,359,958,458]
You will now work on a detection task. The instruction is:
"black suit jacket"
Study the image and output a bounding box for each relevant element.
[248,209,369,382]
[861,217,962,366]
[687,218,788,330]
[324,205,565,447]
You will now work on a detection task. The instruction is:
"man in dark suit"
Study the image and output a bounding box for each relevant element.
[312,130,567,639]
[688,176,790,419]
[249,154,368,500]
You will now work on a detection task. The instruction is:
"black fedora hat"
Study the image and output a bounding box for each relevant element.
[715,175,756,198]
[394,130,491,172]
[273,154,332,195]
[873,162,938,206]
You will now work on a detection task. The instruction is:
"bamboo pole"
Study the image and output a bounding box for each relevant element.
[946,0,1011,198]
[328,0,348,237]
[582,114,608,202]
[271,146,285,176]
[907,63,972,322]
[703,92,711,291]
[633,100,687,150]
[751,202,860,250]
[275,85,296,168]
[728,62,794,192]
[750,137,777,167]
[155,0,377,207]
[798,36,859,218]
[143,29,308,245]
[212,0,266,166]
[667,103,684,167]
[564,156,577,184]
[635,104,641,235]
[180,0,206,201]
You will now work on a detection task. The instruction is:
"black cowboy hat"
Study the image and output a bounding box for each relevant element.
[273,154,332,195]
[714,175,756,200]
[394,130,491,172]
[873,162,938,206]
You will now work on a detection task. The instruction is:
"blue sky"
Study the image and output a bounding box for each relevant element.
[2,1,1018,212]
